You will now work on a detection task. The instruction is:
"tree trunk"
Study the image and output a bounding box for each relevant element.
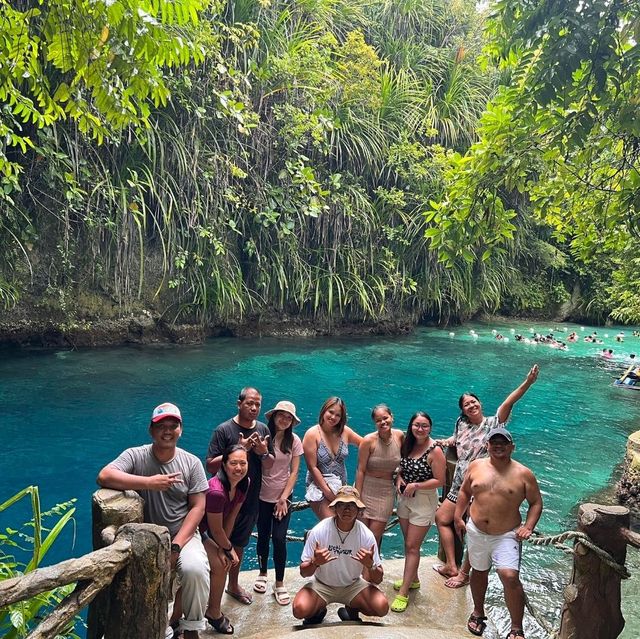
[558,503,629,639]
[104,523,171,639]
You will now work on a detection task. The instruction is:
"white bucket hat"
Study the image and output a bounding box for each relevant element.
[264,400,300,425]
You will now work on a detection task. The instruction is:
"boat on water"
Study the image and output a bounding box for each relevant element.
[614,364,640,390]
[614,378,640,390]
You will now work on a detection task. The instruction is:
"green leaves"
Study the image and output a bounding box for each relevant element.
[0,0,213,183]
[0,487,78,638]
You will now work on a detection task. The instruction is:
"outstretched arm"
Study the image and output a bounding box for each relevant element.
[97,465,183,491]
[497,364,539,423]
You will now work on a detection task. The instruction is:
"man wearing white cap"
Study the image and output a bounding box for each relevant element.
[454,427,543,639]
[97,402,209,639]
[292,485,389,625]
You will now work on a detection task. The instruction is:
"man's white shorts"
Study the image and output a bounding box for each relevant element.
[466,518,521,571]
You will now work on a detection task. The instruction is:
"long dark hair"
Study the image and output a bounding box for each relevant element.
[217,444,249,494]
[268,412,294,454]
[318,396,347,436]
[458,392,480,420]
[401,411,432,457]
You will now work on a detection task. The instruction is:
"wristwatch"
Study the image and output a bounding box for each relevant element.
[170,543,182,554]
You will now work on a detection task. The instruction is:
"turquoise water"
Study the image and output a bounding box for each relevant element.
[2,320,639,637]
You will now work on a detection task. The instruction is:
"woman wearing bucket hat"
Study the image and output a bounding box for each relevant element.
[253,401,303,605]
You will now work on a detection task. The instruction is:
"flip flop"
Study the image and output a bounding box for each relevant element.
[273,585,290,606]
[393,579,420,591]
[390,595,409,613]
[432,564,456,578]
[225,588,253,605]
[467,613,487,636]
[505,630,525,639]
[253,575,268,593]
[206,614,234,635]
[445,571,469,589]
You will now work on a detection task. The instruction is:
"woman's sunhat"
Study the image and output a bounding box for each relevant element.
[265,400,301,425]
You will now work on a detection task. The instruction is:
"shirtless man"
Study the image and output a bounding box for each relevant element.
[454,427,542,639]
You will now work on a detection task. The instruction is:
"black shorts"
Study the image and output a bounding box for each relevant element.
[230,504,259,548]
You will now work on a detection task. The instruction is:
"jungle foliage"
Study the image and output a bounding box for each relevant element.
[0,0,636,325]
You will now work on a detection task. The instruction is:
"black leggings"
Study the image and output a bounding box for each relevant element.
[256,498,292,582]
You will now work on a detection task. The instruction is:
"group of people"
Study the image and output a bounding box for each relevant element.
[96,365,543,639]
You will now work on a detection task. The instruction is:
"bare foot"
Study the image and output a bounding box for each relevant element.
[432,563,458,578]
[444,570,469,589]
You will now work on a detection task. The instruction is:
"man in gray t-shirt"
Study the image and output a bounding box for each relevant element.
[98,402,209,639]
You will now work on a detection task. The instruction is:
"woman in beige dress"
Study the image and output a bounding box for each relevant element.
[355,404,404,550]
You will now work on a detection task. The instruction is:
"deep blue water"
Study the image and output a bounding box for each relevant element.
[2,319,639,637]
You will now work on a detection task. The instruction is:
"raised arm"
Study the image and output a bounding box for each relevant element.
[496,364,539,423]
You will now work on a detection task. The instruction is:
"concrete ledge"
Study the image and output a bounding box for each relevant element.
[201,556,482,638]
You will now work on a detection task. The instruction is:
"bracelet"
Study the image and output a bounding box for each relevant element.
[259,452,270,460]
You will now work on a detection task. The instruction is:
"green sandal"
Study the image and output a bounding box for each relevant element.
[393,579,420,591]
[390,595,409,613]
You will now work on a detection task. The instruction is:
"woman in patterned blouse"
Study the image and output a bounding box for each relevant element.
[433,364,539,588]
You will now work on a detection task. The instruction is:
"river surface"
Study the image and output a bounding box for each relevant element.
[2,319,639,637]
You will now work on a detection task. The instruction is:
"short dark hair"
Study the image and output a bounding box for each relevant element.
[238,387,261,402]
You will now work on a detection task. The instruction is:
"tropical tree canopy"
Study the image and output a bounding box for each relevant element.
[0,0,638,326]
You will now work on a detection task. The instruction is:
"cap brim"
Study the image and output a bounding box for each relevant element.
[329,497,365,509]
[151,413,182,423]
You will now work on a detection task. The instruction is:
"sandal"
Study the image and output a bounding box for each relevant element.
[206,614,234,635]
[393,579,420,591]
[390,594,409,613]
[273,585,290,606]
[505,630,525,639]
[445,571,469,589]
[467,613,487,636]
[225,588,253,605]
[253,575,268,594]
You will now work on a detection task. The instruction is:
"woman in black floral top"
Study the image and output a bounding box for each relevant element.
[390,412,445,613]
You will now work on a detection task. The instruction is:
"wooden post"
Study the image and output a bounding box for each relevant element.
[87,488,145,639]
[103,523,171,639]
[558,503,630,639]
[437,447,463,566]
